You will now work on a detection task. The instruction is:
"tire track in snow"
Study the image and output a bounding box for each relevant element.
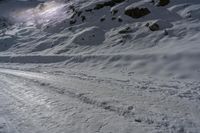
[0,71,152,133]
[1,71,136,119]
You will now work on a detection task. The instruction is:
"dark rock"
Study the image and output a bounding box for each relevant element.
[125,7,151,19]
[94,0,125,10]
[100,17,106,22]
[163,30,168,35]
[147,20,173,31]
[127,106,134,110]
[153,0,170,6]
[112,17,116,20]
[135,119,142,123]
[118,27,132,34]
[85,9,93,12]
[94,4,105,10]
[69,5,75,12]
[111,9,118,15]
[104,1,115,7]
[111,0,125,3]
[149,23,160,31]
[94,1,115,10]
[81,16,86,22]
[69,19,76,25]
[118,17,123,22]
[77,11,82,16]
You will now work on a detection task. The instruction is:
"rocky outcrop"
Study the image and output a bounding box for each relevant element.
[125,7,150,19]
[149,23,160,31]
[146,19,173,31]
[94,0,125,10]
[153,0,170,6]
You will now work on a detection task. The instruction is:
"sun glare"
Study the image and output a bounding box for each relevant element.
[12,1,67,26]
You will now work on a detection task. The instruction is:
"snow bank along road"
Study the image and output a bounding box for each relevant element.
[0,68,200,133]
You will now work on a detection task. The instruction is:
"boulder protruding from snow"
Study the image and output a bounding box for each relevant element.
[149,23,160,31]
[124,6,150,19]
[146,19,173,31]
[94,0,125,10]
[153,0,170,7]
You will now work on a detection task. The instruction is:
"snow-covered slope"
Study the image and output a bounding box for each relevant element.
[0,0,200,79]
[1,1,200,133]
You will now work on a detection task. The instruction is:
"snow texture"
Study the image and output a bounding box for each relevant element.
[0,0,200,132]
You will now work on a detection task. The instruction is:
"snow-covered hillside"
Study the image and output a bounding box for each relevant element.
[0,0,200,79]
[1,1,200,133]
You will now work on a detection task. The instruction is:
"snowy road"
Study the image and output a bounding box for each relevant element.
[0,68,200,133]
